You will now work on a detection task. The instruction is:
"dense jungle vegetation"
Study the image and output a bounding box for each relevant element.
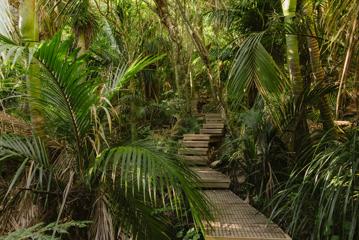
[0,0,358,239]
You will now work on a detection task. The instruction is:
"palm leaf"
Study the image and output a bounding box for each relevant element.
[0,1,32,67]
[106,54,165,100]
[109,190,173,240]
[271,128,359,239]
[0,35,29,67]
[0,134,49,199]
[0,0,14,39]
[227,33,290,127]
[90,141,212,231]
[33,33,98,155]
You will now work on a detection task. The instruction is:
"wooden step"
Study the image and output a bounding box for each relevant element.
[203,190,292,240]
[203,123,224,129]
[181,155,208,165]
[183,134,211,141]
[178,148,208,156]
[205,113,223,118]
[200,128,224,135]
[205,118,223,123]
[182,141,209,148]
[191,167,230,189]
[205,116,223,121]
[206,119,225,124]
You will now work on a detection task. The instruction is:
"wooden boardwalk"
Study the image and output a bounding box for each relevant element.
[179,113,291,240]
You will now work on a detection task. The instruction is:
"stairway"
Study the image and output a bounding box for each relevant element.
[179,113,230,189]
[179,113,292,240]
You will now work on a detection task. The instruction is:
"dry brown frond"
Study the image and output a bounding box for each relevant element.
[0,111,32,136]
[90,194,115,240]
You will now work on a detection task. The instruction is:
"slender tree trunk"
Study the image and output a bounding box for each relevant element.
[336,13,358,119]
[174,0,217,101]
[73,0,93,54]
[282,0,303,98]
[174,0,231,124]
[153,0,188,105]
[303,0,336,133]
[19,0,44,136]
[19,0,38,42]
[282,0,310,153]
[77,32,87,54]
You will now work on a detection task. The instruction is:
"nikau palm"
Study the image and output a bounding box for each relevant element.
[0,34,211,239]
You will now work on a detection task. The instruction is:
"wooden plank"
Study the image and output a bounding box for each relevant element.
[200,129,224,135]
[206,119,225,124]
[183,134,211,141]
[191,167,230,189]
[181,155,208,165]
[178,148,208,155]
[182,141,209,148]
[205,118,223,122]
[205,113,223,118]
[203,123,225,129]
[205,116,223,121]
[203,190,292,240]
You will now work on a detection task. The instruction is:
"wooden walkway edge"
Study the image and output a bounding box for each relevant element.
[179,113,292,240]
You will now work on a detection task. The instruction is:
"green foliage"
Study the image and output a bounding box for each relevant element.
[0,0,14,39]
[176,227,202,240]
[0,33,211,239]
[35,33,97,148]
[0,221,89,240]
[0,135,49,198]
[271,127,359,239]
[227,33,289,127]
[90,141,212,225]
[219,107,290,203]
[1,0,358,239]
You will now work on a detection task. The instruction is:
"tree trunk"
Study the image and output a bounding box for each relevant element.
[153,0,189,109]
[281,0,310,154]
[282,0,303,98]
[174,0,217,101]
[336,13,358,119]
[19,0,44,136]
[303,0,336,133]
[19,0,38,42]
[173,0,233,127]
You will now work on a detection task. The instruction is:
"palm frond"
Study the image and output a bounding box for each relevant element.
[0,134,49,199]
[0,135,48,165]
[0,112,32,136]
[110,189,173,240]
[106,54,165,100]
[0,35,30,68]
[271,127,359,239]
[0,0,15,39]
[90,141,212,232]
[33,33,98,156]
[90,194,115,240]
[227,33,290,127]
